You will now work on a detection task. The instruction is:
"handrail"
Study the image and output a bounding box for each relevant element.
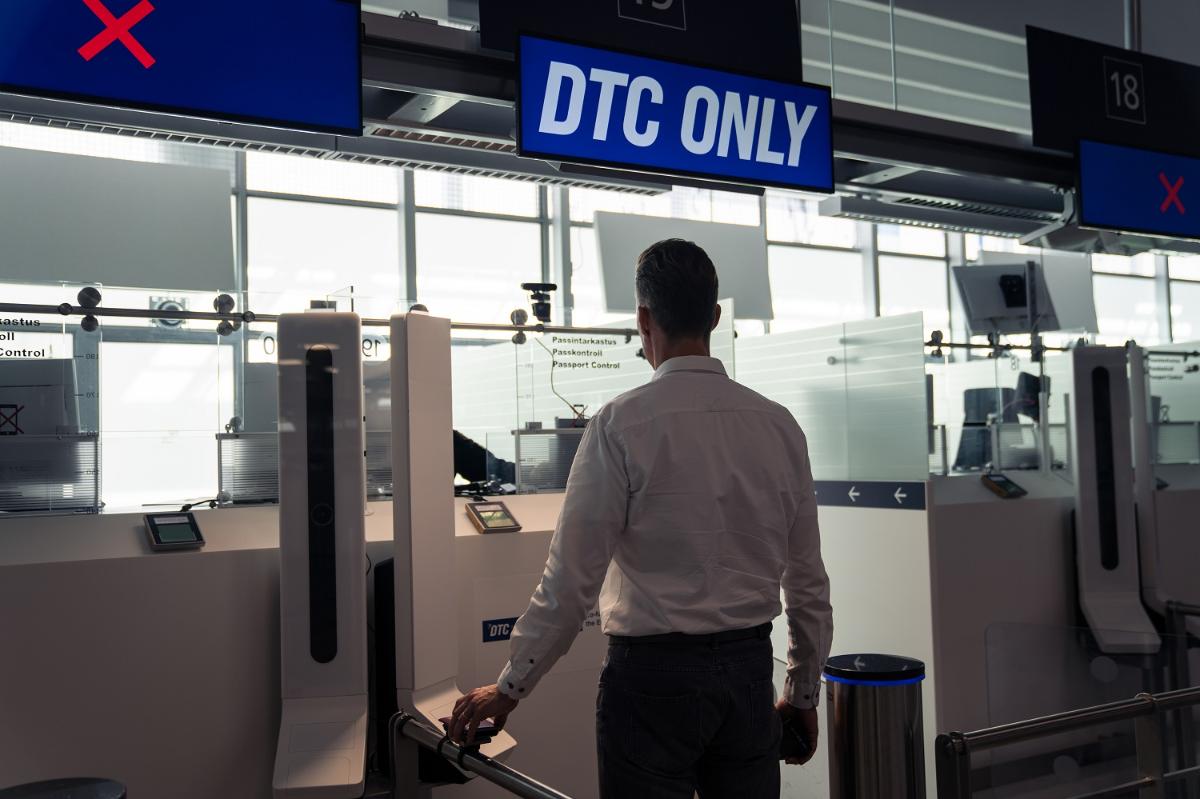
[0,301,638,339]
[389,713,573,799]
[937,685,1200,799]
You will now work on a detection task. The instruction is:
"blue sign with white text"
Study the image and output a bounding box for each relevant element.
[1079,140,1200,240]
[482,617,520,643]
[0,0,362,135]
[518,36,833,192]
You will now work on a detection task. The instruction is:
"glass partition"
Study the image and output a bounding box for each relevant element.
[451,300,734,492]
[977,622,1197,797]
[219,291,404,508]
[737,312,929,482]
[1148,342,1200,465]
[927,349,1073,476]
[0,281,100,514]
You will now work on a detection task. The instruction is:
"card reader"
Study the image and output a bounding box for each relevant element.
[465,501,521,534]
[144,512,205,551]
[981,473,1027,499]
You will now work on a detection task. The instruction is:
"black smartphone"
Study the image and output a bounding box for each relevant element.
[779,717,812,761]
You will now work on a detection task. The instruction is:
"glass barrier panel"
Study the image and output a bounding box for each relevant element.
[453,301,731,493]
[928,348,1073,476]
[979,622,1199,798]
[452,335,521,485]
[0,280,103,515]
[1149,343,1200,465]
[738,312,927,481]
[738,320,849,479]
[843,313,928,481]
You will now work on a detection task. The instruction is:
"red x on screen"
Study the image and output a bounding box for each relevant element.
[1160,171,1186,215]
[78,0,156,69]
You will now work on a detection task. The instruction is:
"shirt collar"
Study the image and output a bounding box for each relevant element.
[651,355,728,382]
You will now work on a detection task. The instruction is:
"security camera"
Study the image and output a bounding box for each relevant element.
[521,282,557,324]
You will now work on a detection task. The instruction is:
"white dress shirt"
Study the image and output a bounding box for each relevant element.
[496,355,833,708]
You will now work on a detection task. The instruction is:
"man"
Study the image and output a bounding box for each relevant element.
[450,239,833,797]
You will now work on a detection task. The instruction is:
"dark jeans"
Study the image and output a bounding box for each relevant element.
[596,625,781,798]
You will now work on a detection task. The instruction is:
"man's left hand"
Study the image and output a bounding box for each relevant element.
[449,685,519,744]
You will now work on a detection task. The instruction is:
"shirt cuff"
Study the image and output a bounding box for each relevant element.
[496,661,531,701]
[785,675,821,709]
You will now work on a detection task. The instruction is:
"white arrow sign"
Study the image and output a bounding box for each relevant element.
[894,487,908,504]
[853,655,867,670]
[848,486,860,503]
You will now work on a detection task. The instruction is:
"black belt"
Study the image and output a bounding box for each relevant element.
[608,622,772,647]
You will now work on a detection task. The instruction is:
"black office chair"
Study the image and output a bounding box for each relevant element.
[0,779,125,799]
[953,387,1017,471]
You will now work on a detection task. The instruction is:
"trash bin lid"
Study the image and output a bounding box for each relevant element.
[0,779,126,799]
[823,654,925,686]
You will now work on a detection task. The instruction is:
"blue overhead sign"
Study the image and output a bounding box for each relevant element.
[0,0,362,135]
[517,36,834,192]
[1079,140,1200,241]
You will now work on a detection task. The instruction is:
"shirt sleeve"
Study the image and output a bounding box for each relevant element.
[782,435,833,709]
[495,413,628,700]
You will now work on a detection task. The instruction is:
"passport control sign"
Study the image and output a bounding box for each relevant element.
[518,35,834,192]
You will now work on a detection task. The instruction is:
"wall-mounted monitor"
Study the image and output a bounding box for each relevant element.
[1078,139,1200,241]
[0,0,362,135]
[954,254,1098,336]
[594,212,773,320]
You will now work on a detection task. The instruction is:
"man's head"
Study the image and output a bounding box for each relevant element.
[634,239,722,368]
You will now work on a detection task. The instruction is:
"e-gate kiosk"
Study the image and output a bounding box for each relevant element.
[272,313,370,798]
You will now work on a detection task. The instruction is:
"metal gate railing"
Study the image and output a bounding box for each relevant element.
[390,713,572,799]
[937,686,1200,798]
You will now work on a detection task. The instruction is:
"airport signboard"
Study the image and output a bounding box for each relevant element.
[1078,139,1200,241]
[1028,26,1200,159]
[0,0,363,135]
[518,36,834,192]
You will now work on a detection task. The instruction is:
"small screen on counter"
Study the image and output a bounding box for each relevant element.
[145,512,205,550]
[475,505,517,529]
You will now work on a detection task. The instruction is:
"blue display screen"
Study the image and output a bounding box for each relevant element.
[0,0,362,135]
[517,36,833,192]
[1079,140,1200,240]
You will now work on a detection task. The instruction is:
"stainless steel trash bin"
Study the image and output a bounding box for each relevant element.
[825,654,926,799]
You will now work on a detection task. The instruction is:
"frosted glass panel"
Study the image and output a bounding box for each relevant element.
[844,314,930,481]
[737,324,850,479]
[737,312,929,481]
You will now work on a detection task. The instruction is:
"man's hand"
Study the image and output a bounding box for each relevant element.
[449,685,519,745]
[776,698,819,765]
